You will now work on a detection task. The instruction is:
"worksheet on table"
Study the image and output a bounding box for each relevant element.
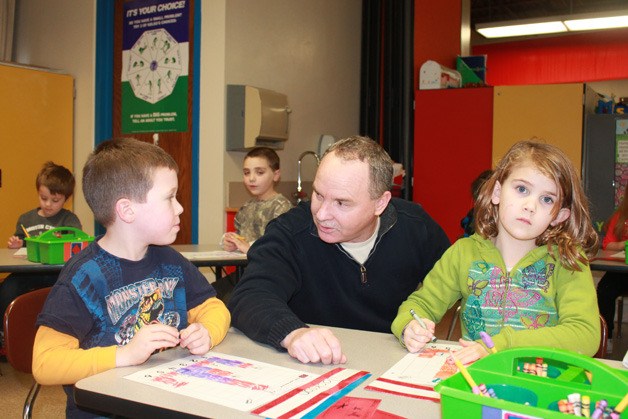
[366,342,462,401]
[124,352,369,418]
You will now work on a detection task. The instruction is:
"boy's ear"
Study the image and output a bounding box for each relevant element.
[551,208,571,226]
[115,198,135,224]
[272,169,281,182]
[491,181,502,205]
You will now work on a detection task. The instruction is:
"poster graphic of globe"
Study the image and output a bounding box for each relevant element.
[125,28,181,104]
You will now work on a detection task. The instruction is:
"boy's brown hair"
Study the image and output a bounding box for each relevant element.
[82,138,178,226]
[36,161,75,198]
[245,147,281,171]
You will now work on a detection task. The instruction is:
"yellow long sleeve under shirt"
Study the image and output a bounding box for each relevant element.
[33,297,230,386]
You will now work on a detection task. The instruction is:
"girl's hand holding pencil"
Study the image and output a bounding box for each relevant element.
[402,309,437,352]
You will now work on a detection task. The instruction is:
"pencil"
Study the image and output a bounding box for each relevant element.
[410,309,437,342]
[21,224,30,238]
[449,350,484,396]
[479,331,497,354]
[613,392,628,414]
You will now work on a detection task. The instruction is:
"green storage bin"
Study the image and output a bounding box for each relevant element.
[435,347,628,419]
[25,227,94,264]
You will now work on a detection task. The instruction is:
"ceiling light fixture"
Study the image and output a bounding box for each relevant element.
[476,10,628,39]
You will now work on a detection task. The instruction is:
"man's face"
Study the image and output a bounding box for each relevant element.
[310,152,390,243]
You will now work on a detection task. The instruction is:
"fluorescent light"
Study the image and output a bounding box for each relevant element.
[476,9,628,39]
[564,15,628,31]
[477,21,567,38]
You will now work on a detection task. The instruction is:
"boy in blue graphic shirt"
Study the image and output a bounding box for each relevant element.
[33,138,230,418]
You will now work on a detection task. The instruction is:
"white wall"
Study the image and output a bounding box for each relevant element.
[224,0,362,196]
[588,80,628,100]
[11,0,362,243]
[13,0,96,235]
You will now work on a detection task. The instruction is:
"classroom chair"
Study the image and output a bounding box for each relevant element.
[595,314,609,359]
[3,286,51,419]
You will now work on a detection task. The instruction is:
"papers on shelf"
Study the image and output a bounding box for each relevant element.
[365,342,462,401]
[179,250,245,260]
[13,248,27,257]
[124,352,370,418]
[611,251,626,260]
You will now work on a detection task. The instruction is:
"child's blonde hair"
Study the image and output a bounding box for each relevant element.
[475,140,599,270]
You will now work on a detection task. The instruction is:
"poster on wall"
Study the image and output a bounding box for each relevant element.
[121,0,189,133]
[614,119,628,206]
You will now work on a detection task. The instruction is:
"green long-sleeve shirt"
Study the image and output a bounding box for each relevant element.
[391,235,600,356]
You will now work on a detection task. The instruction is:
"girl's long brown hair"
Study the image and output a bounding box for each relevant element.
[475,140,599,271]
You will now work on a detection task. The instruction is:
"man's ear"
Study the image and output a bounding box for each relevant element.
[115,198,135,224]
[491,181,502,205]
[374,191,392,216]
[551,208,571,226]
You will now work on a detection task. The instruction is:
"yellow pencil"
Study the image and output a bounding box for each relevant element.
[614,392,628,414]
[449,350,484,396]
[21,224,30,238]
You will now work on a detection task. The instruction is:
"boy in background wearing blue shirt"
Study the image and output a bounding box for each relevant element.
[33,138,230,418]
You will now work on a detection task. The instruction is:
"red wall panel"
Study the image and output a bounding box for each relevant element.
[473,29,628,86]
[414,87,493,243]
[414,0,462,89]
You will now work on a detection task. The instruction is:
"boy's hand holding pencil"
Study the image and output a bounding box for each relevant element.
[8,235,24,249]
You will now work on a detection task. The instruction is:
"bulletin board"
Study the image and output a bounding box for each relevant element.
[614,120,628,206]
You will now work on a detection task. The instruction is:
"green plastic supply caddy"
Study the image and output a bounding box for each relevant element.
[435,346,628,419]
[25,226,94,264]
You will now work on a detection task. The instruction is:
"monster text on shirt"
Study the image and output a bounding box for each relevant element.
[106,277,180,324]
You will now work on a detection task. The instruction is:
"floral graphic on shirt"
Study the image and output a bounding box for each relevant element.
[520,313,550,329]
[462,299,486,338]
[485,286,541,322]
[463,259,557,340]
[520,260,553,292]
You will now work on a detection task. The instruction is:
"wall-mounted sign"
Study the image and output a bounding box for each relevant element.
[121,0,189,133]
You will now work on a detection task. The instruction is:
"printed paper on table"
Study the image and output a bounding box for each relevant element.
[365,342,462,401]
[124,352,369,418]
